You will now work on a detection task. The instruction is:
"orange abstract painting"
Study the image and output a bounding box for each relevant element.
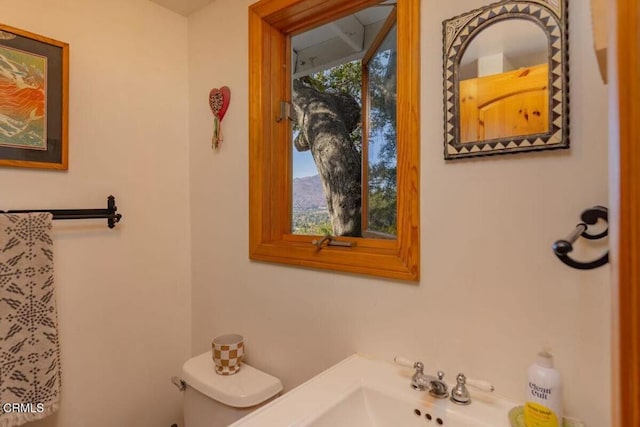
[0,45,47,150]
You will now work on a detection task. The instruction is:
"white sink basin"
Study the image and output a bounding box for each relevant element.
[299,384,503,427]
[230,354,517,427]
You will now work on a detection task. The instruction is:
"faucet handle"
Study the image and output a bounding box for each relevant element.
[466,377,494,392]
[394,356,423,372]
[450,373,494,406]
[451,373,471,405]
[451,372,494,405]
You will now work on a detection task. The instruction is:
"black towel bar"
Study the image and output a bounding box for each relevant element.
[2,195,122,229]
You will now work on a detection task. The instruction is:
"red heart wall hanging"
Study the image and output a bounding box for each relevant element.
[209,86,231,150]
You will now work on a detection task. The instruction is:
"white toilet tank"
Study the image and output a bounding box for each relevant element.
[181,351,282,427]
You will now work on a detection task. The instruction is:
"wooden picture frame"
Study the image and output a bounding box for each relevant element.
[0,24,68,170]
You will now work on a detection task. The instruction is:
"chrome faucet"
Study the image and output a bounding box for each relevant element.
[394,357,449,398]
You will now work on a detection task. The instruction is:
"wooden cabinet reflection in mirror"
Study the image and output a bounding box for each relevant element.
[460,63,549,143]
[248,0,420,281]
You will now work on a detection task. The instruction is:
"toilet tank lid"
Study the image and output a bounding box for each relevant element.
[181,351,283,408]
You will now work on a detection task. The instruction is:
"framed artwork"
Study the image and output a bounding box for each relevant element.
[0,24,68,169]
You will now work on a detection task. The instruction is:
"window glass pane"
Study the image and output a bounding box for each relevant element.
[289,4,396,238]
[366,25,397,237]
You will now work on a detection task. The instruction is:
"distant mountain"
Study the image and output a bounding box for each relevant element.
[292,175,326,210]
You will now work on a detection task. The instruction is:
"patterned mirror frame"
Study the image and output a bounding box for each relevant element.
[443,0,569,160]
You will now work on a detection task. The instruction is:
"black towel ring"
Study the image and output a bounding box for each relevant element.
[552,206,609,270]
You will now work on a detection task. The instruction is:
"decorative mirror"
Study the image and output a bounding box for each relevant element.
[443,0,569,159]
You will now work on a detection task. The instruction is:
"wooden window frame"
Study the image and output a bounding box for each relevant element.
[249,0,420,281]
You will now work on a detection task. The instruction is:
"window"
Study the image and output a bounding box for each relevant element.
[249,0,420,281]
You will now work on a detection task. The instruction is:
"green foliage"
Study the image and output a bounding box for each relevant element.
[366,50,397,145]
[301,61,364,151]
[304,61,362,101]
[365,40,398,235]
[367,162,397,235]
[292,209,332,236]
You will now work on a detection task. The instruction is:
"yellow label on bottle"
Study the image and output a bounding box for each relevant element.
[524,401,559,427]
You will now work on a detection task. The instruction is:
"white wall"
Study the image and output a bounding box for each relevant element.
[0,1,191,426]
[188,1,611,426]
